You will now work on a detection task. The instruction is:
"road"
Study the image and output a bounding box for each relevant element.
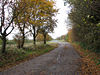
[0,42,81,75]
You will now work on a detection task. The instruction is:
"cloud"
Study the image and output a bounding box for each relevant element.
[49,0,71,39]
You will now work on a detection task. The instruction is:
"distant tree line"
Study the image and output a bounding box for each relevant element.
[0,0,57,53]
[56,35,67,41]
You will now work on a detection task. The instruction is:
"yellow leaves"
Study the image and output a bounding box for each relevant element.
[27,0,57,26]
[37,33,52,41]
[72,43,100,75]
[16,0,57,27]
[39,13,49,17]
[29,20,35,24]
[80,56,100,75]
[36,33,44,41]
[29,20,44,26]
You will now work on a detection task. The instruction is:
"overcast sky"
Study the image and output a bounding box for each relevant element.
[49,0,71,39]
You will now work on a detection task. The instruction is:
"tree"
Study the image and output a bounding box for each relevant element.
[0,0,25,53]
[36,33,52,42]
[66,0,100,52]
[36,33,44,41]
[13,33,22,48]
[14,0,30,48]
[28,0,57,45]
[40,17,57,44]
[38,0,58,44]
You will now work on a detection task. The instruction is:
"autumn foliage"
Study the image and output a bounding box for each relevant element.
[66,0,100,52]
[72,43,100,75]
[0,0,57,53]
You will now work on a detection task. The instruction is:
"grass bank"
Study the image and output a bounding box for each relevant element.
[0,43,58,72]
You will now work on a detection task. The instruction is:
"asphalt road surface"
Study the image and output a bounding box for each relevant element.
[0,42,81,75]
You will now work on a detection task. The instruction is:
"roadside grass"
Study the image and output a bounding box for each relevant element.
[72,42,100,75]
[0,43,58,72]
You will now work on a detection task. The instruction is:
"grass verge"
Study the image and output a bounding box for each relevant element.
[71,42,100,75]
[0,43,58,72]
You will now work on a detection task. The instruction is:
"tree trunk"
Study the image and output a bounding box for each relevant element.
[44,33,47,45]
[21,33,25,48]
[33,26,36,45]
[17,44,21,49]
[20,17,26,48]
[17,39,21,49]
[33,37,36,45]
[1,36,6,53]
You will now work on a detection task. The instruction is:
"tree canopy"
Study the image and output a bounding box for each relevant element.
[66,0,100,52]
[0,0,57,53]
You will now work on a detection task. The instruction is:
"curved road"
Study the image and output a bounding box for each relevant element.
[0,42,81,75]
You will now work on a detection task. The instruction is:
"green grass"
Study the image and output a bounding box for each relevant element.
[0,43,58,71]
